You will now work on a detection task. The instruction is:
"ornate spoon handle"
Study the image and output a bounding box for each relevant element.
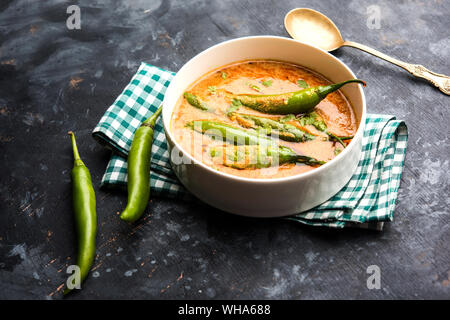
[342,40,450,95]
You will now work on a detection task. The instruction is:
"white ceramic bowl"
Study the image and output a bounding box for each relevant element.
[162,36,366,217]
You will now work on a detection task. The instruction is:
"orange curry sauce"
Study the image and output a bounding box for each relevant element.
[170,60,357,179]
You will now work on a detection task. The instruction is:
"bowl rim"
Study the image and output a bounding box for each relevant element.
[162,35,367,184]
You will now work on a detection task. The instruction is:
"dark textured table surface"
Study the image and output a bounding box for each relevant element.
[0,0,449,300]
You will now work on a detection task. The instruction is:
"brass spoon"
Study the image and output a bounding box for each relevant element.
[284,8,450,95]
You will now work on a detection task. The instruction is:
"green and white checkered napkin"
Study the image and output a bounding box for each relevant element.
[93,62,408,230]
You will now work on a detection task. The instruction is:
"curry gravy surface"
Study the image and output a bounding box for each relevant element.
[170,60,357,179]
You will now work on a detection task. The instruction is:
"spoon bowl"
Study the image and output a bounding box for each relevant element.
[284,8,344,51]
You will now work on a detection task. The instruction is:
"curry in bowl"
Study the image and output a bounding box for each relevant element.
[170,60,364,179]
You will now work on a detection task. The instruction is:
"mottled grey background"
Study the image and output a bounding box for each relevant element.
[0,0,448,299]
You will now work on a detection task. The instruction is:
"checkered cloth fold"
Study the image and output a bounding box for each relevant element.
[92,63,408,230]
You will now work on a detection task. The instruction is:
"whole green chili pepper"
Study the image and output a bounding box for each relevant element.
[186,120,275,146]
[186,120,325,168]
[209,145,325,169]
[232,112,315,142]
[64,132,97,295]
[120,107,162,223]
[235,79,366,114]
[184,92,211,111]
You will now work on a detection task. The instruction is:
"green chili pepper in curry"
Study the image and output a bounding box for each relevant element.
[234,79,365,114]
[208,144,325,169]
[183,92,211,111]
[186,120,325,169]
[186,120,276,146]
[231,112,315,142]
